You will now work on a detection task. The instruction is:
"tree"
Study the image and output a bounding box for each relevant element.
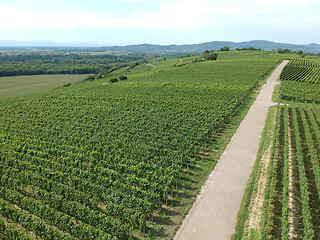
[220,46,230,51]
[282,48,291,54]
[110,77,118,83]
[297,50,303,55]
[204,52,218,61]
[277,48,283,54]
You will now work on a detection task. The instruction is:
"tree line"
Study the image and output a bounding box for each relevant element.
[0,54,142,77]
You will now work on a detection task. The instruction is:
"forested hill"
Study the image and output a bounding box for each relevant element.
[1,40,319,54]
[98,40,320,53]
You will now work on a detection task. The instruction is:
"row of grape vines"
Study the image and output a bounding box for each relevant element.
[261,105,320,239]
[0,59,278,239]
[280,59,320,103]
[280,59,320,84]
[281,81,320,103]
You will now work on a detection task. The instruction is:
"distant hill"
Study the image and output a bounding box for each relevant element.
[99,40,320,54]
[0,40,319,53]
[0,40,99,48]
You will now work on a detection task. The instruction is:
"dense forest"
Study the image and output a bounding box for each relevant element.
[0,53,145,77]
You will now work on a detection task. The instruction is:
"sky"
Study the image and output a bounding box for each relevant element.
[0,0,319,46]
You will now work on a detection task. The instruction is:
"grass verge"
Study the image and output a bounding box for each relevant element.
[232,105,278,240]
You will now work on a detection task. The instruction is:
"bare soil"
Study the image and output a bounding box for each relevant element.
[246,146,272,235]
[288,121,301,240]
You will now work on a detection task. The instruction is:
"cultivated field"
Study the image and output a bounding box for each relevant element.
[0,74,89,99]
[280,59,320,103]
[0,51,282,239]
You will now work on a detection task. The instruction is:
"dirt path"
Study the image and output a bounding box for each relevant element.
[288,119,300,239]
[174,60,289,240]
[147,63,155,68]
[246,146,272,235]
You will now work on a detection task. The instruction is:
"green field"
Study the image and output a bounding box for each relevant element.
[0,51,286,239]
[0,74,89,99]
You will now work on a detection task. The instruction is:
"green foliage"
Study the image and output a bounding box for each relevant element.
[118,75,128,81]
[128,61,140,69]
[281,81,320,103]
[0,54,142,77]
[110,77,119,83]
[220,46,230,51]
[280,59,320,84]
[297,50,303,55]
[0,74,90,99]
[0,55,277,239]
[110,75,128,83]
[280,59,320,103]
[0,218,32,240]
[85,75,96,81]
[277,48,291,54]
[203,52,218,61]
[240,47,261,51]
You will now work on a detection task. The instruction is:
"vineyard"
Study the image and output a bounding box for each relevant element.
[281,81,320,103]
[280,59,320,84]
[280,59,320,103]
[0,55,278,239]
[262,105,320,239]
[233,105,320,240]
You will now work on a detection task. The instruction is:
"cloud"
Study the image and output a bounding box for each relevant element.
[0,0,319,31]
[117,0,146,2]
[0,3,205,30]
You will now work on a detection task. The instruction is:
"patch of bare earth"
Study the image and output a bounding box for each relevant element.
[244,145,272,237]
[288,124,300,240]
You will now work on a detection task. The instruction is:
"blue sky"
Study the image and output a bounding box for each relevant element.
[0,0,319,46]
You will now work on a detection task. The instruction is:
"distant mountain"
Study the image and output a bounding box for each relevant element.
[1,40,319,53]
[0,40,99,48]
[99,40,320,53]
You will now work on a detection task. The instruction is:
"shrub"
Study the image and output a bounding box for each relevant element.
[85,75,95,81]
[109,75,128,83]
[110,77,118,83]
[204,52,218,61]
[220,46,230,51]
[118,75,128,81]
[128,62,140,69]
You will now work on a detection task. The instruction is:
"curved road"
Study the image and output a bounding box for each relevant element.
[174,60,289,240]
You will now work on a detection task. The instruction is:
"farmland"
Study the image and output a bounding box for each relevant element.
[0,74,89,99]
[280,59,320,103]
[233,57,320,240]
[0,51,281,239]
[280,59,320,84]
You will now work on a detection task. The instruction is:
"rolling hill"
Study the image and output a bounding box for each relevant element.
[1,40,319,53]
